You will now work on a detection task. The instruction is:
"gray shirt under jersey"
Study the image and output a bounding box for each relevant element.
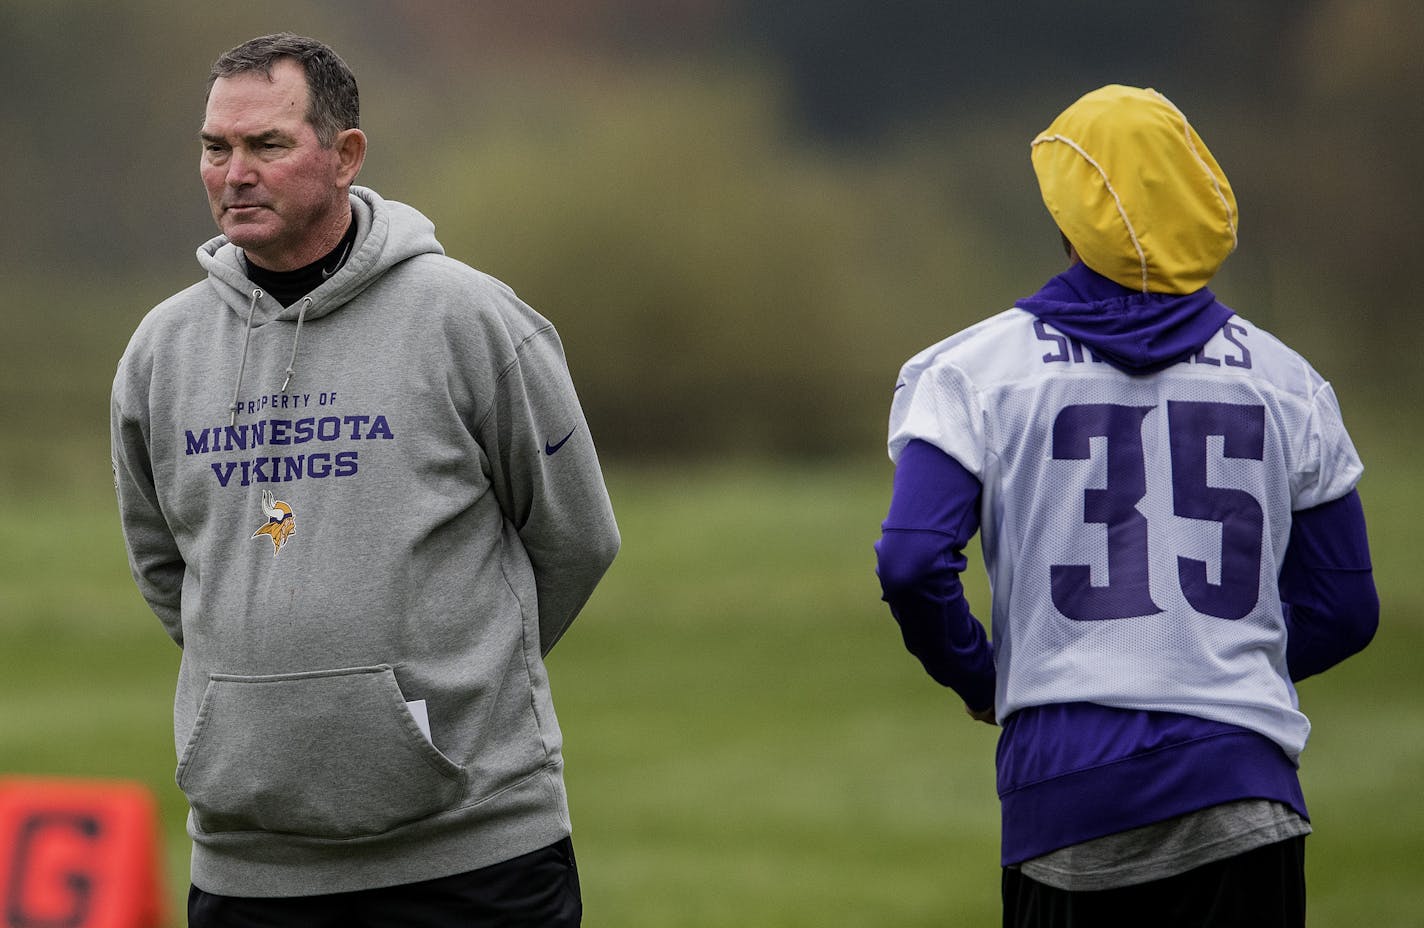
[1018,799,1310,891]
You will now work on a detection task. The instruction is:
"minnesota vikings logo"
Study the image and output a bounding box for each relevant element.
[252,489,295,555]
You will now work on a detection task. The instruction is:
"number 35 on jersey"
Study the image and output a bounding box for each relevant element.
[1046,400,1266,624]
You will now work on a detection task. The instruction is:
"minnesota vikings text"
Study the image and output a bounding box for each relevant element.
[184,414,394,487]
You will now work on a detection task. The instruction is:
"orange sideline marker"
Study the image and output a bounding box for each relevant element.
[0,777,166,928]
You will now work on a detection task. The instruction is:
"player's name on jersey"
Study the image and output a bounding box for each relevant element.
[1033,319,1253,370]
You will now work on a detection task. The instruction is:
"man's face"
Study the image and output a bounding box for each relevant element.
[200,59,348,271]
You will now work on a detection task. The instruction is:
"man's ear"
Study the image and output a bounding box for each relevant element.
[334,128,367,187]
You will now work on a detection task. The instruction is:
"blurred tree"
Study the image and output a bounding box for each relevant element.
[397,64,988,458]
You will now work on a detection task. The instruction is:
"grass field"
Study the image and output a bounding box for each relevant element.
[2,453,1421,926]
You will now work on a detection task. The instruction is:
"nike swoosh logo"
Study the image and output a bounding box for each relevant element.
[544,427,577,456]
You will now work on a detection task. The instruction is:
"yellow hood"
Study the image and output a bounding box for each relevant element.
[1031,85,1237,294]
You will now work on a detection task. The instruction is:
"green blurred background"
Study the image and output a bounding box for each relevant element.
[3,1,1421,924]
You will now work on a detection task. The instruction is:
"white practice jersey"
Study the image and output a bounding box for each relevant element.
[888,308,1362,760]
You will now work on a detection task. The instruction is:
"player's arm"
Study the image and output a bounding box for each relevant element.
[876,439,995,716]
[1279,489,1378,682]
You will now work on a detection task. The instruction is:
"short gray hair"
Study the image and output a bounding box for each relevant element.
[207,33,359,147]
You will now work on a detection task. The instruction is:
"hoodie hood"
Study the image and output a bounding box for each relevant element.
[197,186,444,327]
[1031,85,1237,294]
[1016,260,1234,374]
[196,187,445,422]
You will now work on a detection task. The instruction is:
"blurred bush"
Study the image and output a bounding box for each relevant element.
[392,64,999,459]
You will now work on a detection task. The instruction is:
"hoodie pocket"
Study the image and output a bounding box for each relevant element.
[176,665,465,839]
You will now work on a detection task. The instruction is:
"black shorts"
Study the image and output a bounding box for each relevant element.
[188,837,581,928]
[1002,836,1306,928]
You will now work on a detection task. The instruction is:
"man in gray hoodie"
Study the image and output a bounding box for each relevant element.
[111,33,619,926]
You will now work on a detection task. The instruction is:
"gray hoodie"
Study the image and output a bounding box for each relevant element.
[111,186,620,896]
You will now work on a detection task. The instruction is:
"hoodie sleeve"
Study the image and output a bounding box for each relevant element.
[480,323,620,656]
[110,350,185,646]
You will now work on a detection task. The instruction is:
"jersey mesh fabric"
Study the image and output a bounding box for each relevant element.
[888,308,1361,761]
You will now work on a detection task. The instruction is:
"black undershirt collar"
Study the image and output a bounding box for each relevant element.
[243,210,357,308]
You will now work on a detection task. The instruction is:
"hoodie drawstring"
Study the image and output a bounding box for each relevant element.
[227,292,312,426]
[280,297,312,394]
[228,289,263,427]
